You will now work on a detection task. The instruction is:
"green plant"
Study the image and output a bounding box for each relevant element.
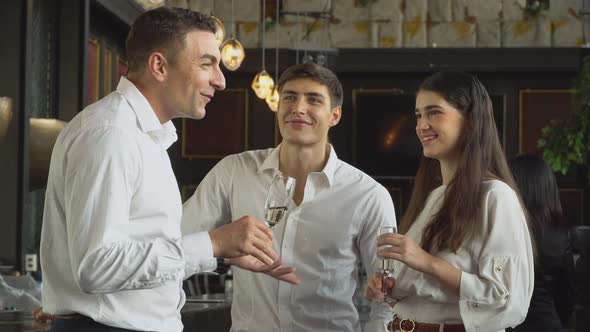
[538,56,590,175]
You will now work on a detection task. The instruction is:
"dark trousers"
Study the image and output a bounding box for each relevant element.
[50,317,141,332]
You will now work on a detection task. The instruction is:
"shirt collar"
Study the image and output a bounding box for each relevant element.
[258,144,339,187]
[116,77,177,149]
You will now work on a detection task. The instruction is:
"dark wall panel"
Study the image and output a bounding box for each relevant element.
[0,0,26,269]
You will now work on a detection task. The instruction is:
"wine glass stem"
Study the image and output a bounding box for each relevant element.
[382,273,387,294]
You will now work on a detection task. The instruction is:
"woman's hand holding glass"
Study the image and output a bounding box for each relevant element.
[366,227,437,304]
[377,232,433,274]
[376,231,463,297]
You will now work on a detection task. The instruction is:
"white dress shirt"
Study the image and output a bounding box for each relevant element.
[390,180,534,332]
[182,146,397,332]
[41,77,215,332]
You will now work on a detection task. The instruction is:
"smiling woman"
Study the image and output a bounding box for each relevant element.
[366,71,535,332]
[415,90,465,166]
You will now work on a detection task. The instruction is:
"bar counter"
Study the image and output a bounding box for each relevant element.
[0,296,231,332]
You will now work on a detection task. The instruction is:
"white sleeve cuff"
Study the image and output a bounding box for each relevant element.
[182,231,217,277]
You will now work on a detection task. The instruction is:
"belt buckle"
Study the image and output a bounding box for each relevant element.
[399,318,416,332]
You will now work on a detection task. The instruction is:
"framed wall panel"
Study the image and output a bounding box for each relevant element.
[181,184,198,203]
[352,89,421,178]
[385,186,403,218]
[86,38,100,105]
[102,46,112,97]
[351,89,506,176]
[376,178,415,220]
[519,89,574,154]
[559,188,585,226]
[490,94,506,148]
[182,89,249,159]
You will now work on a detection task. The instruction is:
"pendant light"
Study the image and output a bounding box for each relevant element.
[212,16,225,48]
[211,0,225,48]
[0,97,12,142]
[251,0,274,99]
[211,11,225,47]
[210,0,225,48]
[265,0,280,111]
[220,0,245,71]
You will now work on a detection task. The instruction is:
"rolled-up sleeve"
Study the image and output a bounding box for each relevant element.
[65,127,185,294]
[458,187,534,331]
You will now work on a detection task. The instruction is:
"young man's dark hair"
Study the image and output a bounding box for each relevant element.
[277,63,344,107]
[126,6,216,73]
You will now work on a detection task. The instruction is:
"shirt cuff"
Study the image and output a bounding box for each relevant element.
[182,231,217,277]
[459,270,478,303]
[458,270,484,331]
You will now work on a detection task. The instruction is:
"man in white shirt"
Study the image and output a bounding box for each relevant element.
[182,63,397,331]
[40,7,288,332]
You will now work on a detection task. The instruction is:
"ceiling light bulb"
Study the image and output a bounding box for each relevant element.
[265,87,280,112]
[251,70,275,99]
[212,16,226,48]
[0,97,13,141]
[220,38,245,71]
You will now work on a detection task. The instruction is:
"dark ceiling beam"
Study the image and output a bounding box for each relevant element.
[232,48,584,75]
[94,0,144,27]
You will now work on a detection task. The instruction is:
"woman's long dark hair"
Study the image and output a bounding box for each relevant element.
[401,71,530,253]
[509,154,565,233]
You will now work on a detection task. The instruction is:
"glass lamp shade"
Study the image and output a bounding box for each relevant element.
[220,38,245,71]
[0,97,13,142]
[251,70,275,99]
[265,87,280,112]
[212,16,226,47]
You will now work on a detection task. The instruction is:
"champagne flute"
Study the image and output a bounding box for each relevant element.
[264,173,296,228]
[378,226,397,302]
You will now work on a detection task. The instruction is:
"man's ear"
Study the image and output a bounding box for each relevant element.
[329,106,342,127]
[147,52,168,82]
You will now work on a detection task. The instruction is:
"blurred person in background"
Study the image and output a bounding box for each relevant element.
[509,154,575,332]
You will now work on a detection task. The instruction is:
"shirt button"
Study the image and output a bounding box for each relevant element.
[495,267,502,272]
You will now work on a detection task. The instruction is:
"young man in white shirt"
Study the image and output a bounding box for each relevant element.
[182,63,397,331]
[40,7,290,332]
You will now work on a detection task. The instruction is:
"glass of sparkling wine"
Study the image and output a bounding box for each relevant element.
[264,173,296,228]
[379,226,397,301]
